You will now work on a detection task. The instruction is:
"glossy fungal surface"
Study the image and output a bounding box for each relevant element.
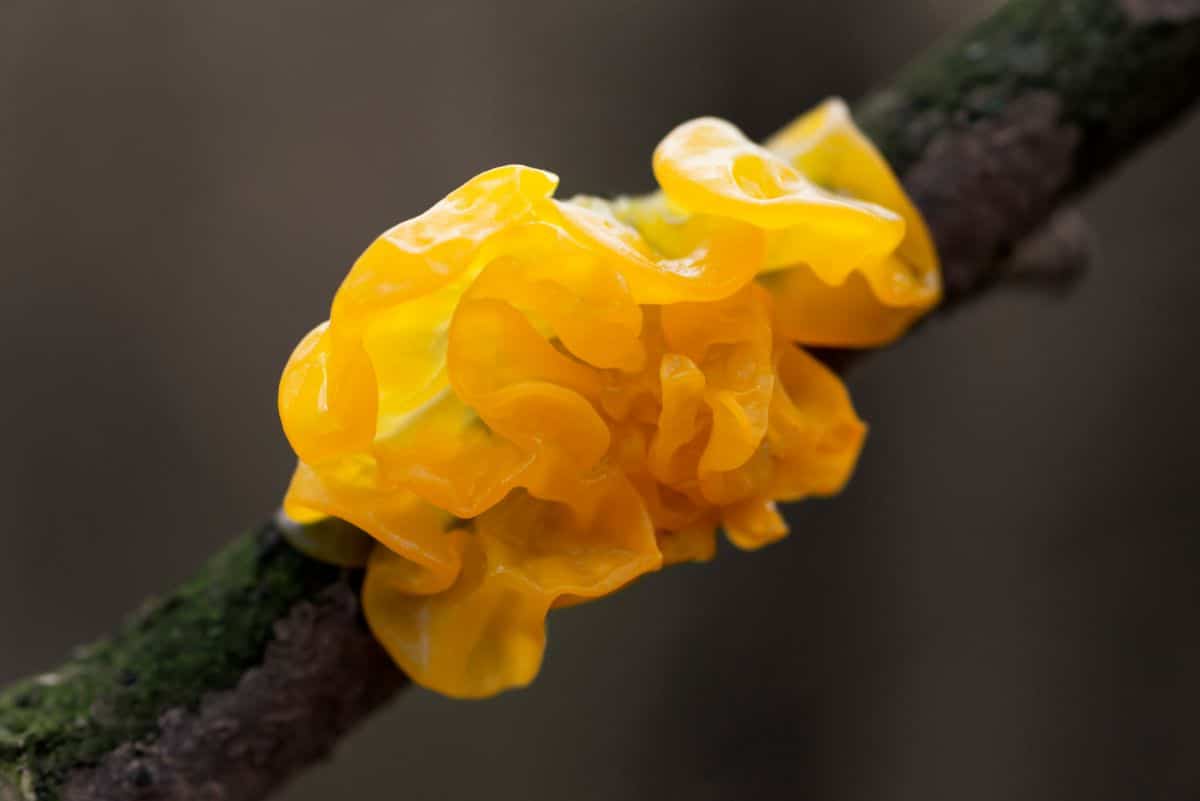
[278,99,939,698]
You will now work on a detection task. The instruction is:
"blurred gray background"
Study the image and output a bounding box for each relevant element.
[2,1,1199,799]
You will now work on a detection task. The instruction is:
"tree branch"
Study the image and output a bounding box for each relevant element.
[856,0,1200,296]
[3,0,1199,798]
[0,528,404,801]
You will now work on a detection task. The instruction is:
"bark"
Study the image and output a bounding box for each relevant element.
[855,0,1200,295]
[3,0,1199,798]
[0,528,403,801]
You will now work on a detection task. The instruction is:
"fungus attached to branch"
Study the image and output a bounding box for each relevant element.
[278,100,937,698]
[4,1,1200,798]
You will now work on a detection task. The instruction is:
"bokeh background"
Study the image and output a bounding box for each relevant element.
[3,1,1199,799]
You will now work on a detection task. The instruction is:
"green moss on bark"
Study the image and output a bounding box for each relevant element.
[0,526,339,799]
[856,0,1200,187]
[2,1,1199,799]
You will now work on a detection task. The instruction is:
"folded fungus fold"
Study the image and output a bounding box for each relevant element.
[278,98,940,698]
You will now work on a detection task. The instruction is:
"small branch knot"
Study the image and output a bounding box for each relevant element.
[1003,207,1091,291]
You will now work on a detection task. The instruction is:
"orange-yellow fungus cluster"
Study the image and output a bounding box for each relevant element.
[278,98,940,698]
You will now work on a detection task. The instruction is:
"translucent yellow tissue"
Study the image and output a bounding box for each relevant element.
[278,99,938,698]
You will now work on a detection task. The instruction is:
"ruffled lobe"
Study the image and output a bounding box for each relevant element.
[660,284,775,479]
[561,196,767,304]
[766,99,938,293]
[279,99,936,699]
[334,165,560,319]
[284,459,467,594]
[463,219,645,371]
[764,98,941,344]
[278,321,378,467]
[363,477,659,699]
[766,342,866,501]
[279,166,559,468]
[653,116,904,278]
[446,296,612,507]
[627,103,941,347]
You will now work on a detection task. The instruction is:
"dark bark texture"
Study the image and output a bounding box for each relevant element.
[2,0,1199,799]
[59,579,402,801]
[0,528,404,801]
[855,0,1200,296]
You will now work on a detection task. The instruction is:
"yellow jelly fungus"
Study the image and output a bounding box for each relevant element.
[279,98,939,698]
[622,98,941,346]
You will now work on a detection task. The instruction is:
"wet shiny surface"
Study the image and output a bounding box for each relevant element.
[3,0,1199,797]
[280,104,927,697]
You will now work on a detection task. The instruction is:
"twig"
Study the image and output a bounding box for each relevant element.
[2,1,1199,798]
